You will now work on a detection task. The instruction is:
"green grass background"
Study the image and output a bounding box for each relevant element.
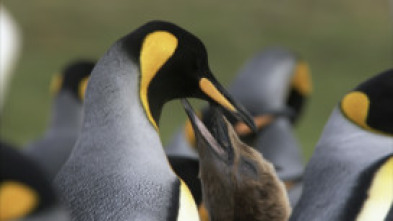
[1,0,392,161]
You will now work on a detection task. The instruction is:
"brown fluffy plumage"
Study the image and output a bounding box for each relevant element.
[182,99,291,221]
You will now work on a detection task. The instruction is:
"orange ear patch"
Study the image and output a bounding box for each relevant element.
[0,181,39,221]
[49,73,63,96]
[341,91,371,130]
[140,31,178,131]
[291,61,312,96]
[234,114,274,136]
[78,77,89,101]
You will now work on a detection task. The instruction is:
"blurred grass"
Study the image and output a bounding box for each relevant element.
[1,0,392,161]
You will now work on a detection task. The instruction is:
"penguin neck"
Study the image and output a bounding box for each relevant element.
[82,42,163,152]
[48,91,83,134]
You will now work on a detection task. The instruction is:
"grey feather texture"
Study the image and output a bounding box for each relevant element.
[54,43,180,220]
[228,47,298,114]
[290,108,393,220]
[24,60,94,180]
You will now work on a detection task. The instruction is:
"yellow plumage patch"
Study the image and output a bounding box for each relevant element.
[341,91,371,130]
[78,77,89,101]
[140,31,178,131]
[356,157,393,221]
[291,61,312,96]
[184,110,202,149]
[184,119,196,148]
[0,181,39,221]
[49,73,63,96]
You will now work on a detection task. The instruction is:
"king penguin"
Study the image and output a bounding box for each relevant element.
[165,47,312,206]
[181,99,291,221]
[290,69,393,221]
[0,142,70,221]
[24,60,95,180]
[54,20,255,220]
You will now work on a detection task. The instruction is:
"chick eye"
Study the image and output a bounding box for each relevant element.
[240,159,257,176]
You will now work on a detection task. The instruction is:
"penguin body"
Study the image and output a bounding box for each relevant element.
[24,61,94,180]
[54,21,254,220]
[290,69,393,221]
[182,100,291,221]
[0,142,69,221]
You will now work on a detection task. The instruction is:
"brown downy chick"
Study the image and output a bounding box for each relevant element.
[181,99,291,221]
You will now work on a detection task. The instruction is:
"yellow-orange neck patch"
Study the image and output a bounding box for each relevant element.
[140,31,178,131]
[185,119,196,148]
[0,181,39,221]
[356,157,393,221]
[341,91,371,130]
[291,61,312,96]
[78,77,89,101]
[49,73,63,96]
[184,110,202,149]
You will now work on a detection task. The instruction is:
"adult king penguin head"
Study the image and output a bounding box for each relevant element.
[290,69,393,221]
[182,99,291,221]
[54,21,255,220]
[121,20,255,131]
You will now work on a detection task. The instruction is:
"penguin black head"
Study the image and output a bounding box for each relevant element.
[50,60,95,102]
[0,142,58,220]
[340,69,393,135]
[181,99,291,221]
[122,20,255,131]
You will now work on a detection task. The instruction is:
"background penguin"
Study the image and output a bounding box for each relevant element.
[0,142,69,221]
[182,99,291,221]
[290,69,393,221]
[24,60,94,180]
[166,47,312,206]
[54,20,255,220]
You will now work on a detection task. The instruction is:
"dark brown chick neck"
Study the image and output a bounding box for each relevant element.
[198,114,291,221]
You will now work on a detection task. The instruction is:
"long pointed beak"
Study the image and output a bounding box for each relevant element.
[198,77,257,133]
[181,99,227,158]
